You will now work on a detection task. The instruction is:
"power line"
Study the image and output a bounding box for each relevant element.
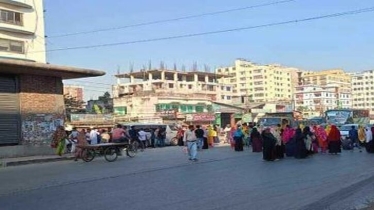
[32,6,374,53]
[47,0,296,38]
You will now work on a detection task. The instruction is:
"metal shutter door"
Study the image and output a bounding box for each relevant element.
[0,75,20,144]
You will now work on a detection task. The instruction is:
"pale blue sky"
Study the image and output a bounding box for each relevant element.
[43,0,374,100]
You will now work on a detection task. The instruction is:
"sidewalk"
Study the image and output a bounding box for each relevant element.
[0,154,74,168]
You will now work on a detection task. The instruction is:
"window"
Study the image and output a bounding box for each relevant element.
[114,107,127,115]
[227,96,231,100]
[0,38,24,53]
[226,87,231,91]
[195,106,204,113]
[168,84,174,88]
[0,9,23,25]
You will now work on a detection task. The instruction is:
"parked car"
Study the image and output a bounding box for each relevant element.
[121,123,178,145]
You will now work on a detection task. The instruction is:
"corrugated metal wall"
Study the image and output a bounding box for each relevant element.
[0,75,20,145]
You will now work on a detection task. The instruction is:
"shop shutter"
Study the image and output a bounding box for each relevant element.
[0,75,20,144]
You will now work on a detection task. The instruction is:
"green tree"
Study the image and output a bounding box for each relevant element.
[98,92,113,113]
[64,94,85,121]
[296,106,309,112]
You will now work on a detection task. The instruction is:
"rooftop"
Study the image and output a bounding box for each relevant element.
[0,59,105,79]
[115,69,229,79]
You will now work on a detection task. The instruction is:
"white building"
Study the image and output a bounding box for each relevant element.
[216,59,300,105]
[294,84,352,117]
[351,70,374,113]
[0,0,46,63]
[112,69,234,123]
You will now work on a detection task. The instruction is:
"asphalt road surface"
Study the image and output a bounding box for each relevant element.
[1,146,374,210]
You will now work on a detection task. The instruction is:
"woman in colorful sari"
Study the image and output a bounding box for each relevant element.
[327,125,341,155]
[325,124,332,136]
[283,125,296,157]
[52,126,67,156]
[233,125,244,152]
[251,127,262,152]
[74,130,88,161]
[314,125,328,153]
[229,126,236,149]
[207,126,215,147]
[358,125,366,146]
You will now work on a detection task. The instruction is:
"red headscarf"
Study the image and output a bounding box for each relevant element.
[327,125,340,141]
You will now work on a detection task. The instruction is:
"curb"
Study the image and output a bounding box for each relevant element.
[0,156,75,168]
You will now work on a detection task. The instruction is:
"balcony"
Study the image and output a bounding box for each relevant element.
[0,24,34,35]
[0,0,33,9]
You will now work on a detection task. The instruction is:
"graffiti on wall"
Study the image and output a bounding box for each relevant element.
[22,114,64,145]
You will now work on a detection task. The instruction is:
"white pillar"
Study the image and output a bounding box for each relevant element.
[161,71,165,81]
[130,75,134,83]
[148,73,153,81]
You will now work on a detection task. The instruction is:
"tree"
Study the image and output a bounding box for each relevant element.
[64,94,85,121]
[98,92,113,113]
[296,106,309,112]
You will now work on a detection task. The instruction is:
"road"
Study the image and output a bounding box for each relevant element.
[1,146,374,210]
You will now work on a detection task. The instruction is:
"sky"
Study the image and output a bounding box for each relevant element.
[43,0,374,101]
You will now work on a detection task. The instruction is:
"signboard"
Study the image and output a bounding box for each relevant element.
[242,113,253,123]
[251,109,272,113]
[185,114,193,121]
[159,110,176,118]
[193,113,215,122]
[70,114,113,122]
[185,113,215,122]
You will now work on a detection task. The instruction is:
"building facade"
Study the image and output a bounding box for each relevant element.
[0,1,106,158]
[112,69,234,123]
[0,0,46,63]
[63,85,83,102]
[294,84,352,118]
[351,70,374,112]
[216,59,299,105]
[302,69,351,91]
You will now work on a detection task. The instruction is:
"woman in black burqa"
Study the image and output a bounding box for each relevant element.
[261,127,277,161]
[294,128,308,159]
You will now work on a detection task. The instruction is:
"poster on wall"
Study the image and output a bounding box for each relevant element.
[22,114,65,145]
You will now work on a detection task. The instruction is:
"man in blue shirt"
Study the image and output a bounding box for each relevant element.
[349,126,361,152]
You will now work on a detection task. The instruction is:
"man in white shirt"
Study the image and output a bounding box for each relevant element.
[89,128,99,145]
[138,128,147,149]
[183,125,198,161]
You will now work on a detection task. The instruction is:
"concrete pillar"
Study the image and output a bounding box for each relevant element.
[205,75,209,83]
[194,74,198,82]
[148,73,153,81]
[174,73,178,81]
[130,75,134,83]
[161,71,165,81]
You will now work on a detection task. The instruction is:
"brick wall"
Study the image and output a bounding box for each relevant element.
[19,75,66,145]
[19,75,64,114]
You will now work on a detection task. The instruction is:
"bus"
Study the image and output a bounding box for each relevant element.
[324,109,370,126]
[258,111,303,128]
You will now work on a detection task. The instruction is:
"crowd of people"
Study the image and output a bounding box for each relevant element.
[50,124,168,161]
[50,121,374,162]
[225,122,374,161]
